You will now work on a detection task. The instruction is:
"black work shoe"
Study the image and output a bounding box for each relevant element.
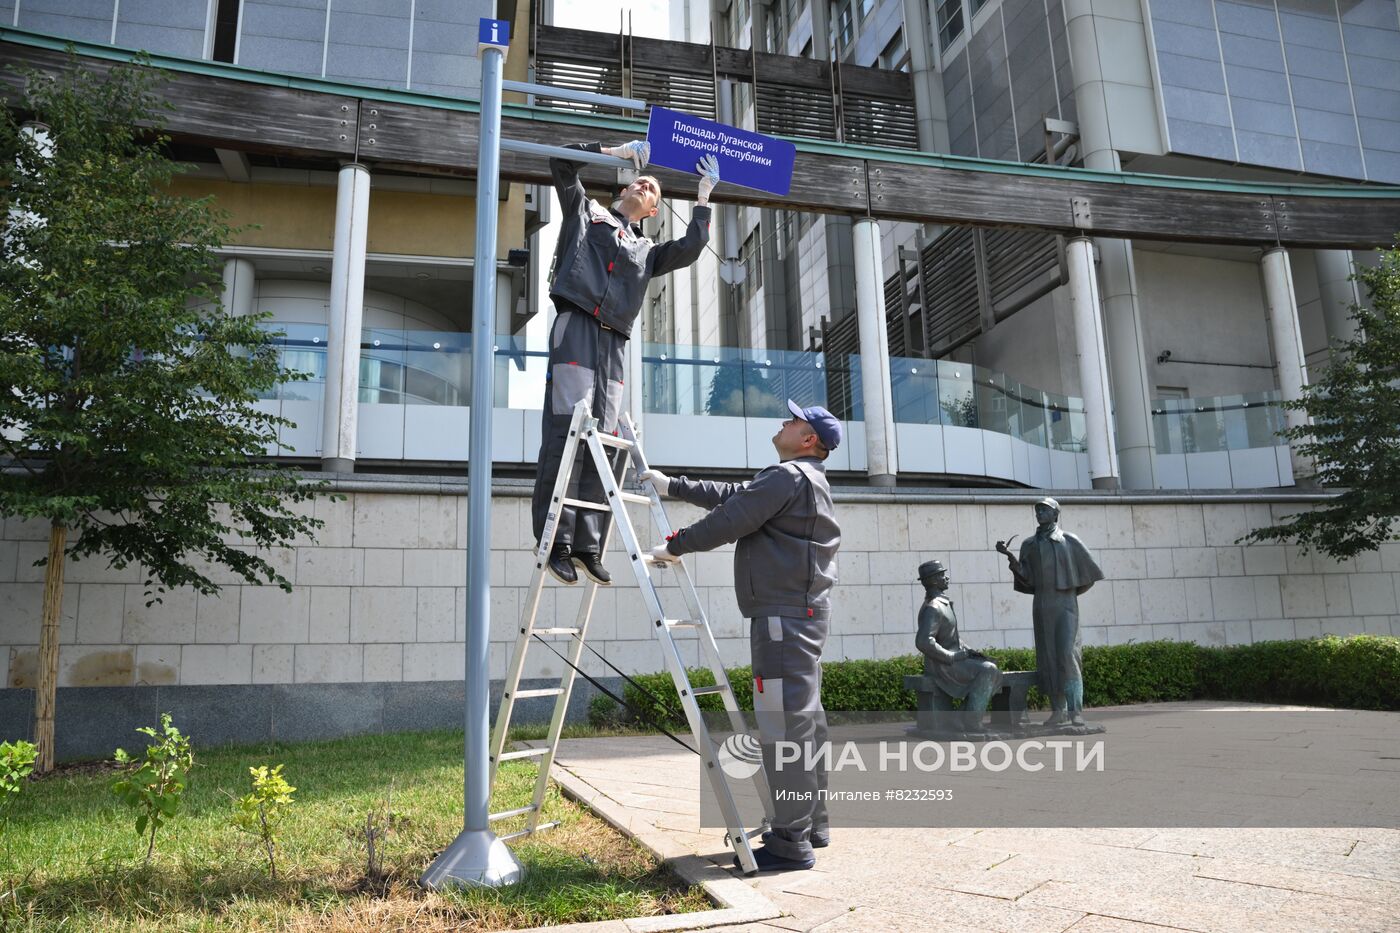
[733,845,815,873]
[546,544,578,585]
[572,551,612,586]
[811,833,830,849]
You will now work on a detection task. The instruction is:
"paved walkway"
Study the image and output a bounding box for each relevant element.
[535,704,1400,933]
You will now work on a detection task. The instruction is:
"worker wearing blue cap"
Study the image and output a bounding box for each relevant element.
[641,400,842,872]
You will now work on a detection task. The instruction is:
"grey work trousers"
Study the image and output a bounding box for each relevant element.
[530,309,627,553]
[751,614,829,861]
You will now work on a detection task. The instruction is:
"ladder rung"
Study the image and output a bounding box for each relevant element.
[690,685,728,697]
[489,804,539,822]
[502,821,560,841]
[665,619,702,627]
[618,491,651,505]
[534,627,580,636]
[593,433,633,449]
[561,497,609,512]
[512,688,564,699]
[497,746,550,762]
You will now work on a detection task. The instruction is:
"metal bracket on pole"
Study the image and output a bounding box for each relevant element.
[500,138,635,169]
[502,78,646,111]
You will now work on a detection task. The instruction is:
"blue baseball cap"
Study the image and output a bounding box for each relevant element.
[786,399,842,451]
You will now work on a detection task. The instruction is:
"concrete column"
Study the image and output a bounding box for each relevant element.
[1314,249,1362,354]
[1064,0,1157,489]
[900,0,950,152]
[1065,237,1119,488]
[853,217,898,485]
[1261,247,1312,483]
[320,162,371,473]
[221,257,256,317]
[809,0,830,60]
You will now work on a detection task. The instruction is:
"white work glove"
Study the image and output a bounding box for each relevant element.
[611,139,651,171]
[639,469,671,497]
[696,153,720,204]
[648,543,681,566]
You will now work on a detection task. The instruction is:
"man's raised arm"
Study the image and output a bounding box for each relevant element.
[649,154,719,276]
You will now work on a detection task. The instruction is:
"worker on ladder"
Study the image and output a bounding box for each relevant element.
[642,400,843,872]
[531,139,720,587]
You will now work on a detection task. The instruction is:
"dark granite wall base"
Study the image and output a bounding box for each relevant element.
[1,678,621,762]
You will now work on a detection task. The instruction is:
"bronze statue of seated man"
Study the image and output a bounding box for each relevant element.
[914,559,1003,738]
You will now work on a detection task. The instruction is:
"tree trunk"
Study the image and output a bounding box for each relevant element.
[34,521,67,774]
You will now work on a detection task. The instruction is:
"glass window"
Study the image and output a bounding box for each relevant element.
[836,1,855,53]
[936,0,964,50]
[879,28,909,71]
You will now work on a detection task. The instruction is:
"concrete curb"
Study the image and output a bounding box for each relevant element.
[510,758,784,933]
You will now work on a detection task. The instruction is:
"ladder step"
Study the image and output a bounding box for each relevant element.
[618,491,652,506]
[502,821,561,841]
[535,627,580,636]
[512,687,565,699]
[665,619,702,628]
[561,497,609,512]
[690,684,728,697]
[489,804,539,822]
[593,433,633,450]
[497,746,550,762]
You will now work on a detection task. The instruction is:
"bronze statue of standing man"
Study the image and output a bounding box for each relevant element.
[996,498,1103,727]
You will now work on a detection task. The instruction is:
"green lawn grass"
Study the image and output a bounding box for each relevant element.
[3,728,707,931]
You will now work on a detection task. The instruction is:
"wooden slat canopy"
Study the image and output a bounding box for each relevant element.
[3,34,1399,249]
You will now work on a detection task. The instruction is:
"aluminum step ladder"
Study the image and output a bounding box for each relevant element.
[487,399,773,874]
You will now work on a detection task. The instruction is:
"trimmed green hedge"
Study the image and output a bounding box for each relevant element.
[589,635,1400,729]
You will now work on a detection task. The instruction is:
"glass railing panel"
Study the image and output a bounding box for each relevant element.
[1014,381,1048,448]
[1153,398,1184,454]
[401,330,469,406]
[642,343,746,416]
[825,353,862,422]
[973,368,1011,436]
[359,327,406,405]
[1241,391,1285,447]
[255,322,327,401]
[497,333,547,411]
[1151,391,1284,453]
[1044,390,1084,453]
[936,359,977,428]
[740,348,807,419]
[890,356,941,425]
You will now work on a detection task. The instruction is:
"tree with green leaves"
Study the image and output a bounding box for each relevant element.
[1243,245,1400,559]
[0,57,328,774]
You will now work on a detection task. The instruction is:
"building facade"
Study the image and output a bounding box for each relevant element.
[3,1,1399,747]
[658,0,1398,491]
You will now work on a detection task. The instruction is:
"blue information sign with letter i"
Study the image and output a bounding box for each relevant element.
[478,18,510,56]
[645,106,796,196]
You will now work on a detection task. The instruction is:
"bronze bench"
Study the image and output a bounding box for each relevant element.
[904,670,1037,734]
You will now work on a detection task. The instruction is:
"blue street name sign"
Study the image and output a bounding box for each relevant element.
[646,106,796,197]
[478,18,510,55]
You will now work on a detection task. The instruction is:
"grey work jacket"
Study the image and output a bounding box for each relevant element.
[665,458,840,621]
[547,143,711,337]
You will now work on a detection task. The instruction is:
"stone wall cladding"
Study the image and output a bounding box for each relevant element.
[3,486,1398,690]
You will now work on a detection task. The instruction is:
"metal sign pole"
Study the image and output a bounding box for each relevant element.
[421,19,522,891]
[421,21,648,889]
